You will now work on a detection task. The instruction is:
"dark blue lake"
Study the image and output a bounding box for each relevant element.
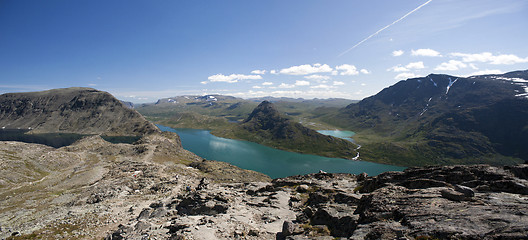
[0,129,140,148]
[158,125,404,178]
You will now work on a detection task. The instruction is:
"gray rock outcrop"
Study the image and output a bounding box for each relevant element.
[2,136,527,239]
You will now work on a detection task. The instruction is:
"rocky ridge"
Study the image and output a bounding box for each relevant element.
[0,132,269,239]
[2,132,527,239]
[102,164,528,240]
[0,87,159,135]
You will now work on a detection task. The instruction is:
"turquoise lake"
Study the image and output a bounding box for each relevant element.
[159,125,405,178]
[317,130,356,143]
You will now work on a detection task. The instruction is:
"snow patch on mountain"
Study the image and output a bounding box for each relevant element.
[446,78,458,95]
[515,86,528,98]
[494,77,528,83]
[485,76,528,98]
[429,77,438,87]
[420,97,433,116]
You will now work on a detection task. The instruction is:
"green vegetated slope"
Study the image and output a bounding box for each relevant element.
[137,97,359,159]
[136,95,257,123]
[136,95,356,130]
[216,101,358,159]
[320,70,528,166]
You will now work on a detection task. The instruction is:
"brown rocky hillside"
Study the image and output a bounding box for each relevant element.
[0,87,159,136]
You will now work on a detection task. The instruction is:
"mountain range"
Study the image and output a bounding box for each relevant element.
[323,70,528,166]
[136,69,528,166]
[0,79,527,239]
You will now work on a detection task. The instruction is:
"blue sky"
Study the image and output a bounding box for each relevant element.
[1,0,527,102]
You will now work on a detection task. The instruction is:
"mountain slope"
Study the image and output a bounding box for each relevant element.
[0,87,159,136]
[324,70,528,166]
[226,101,358,159]
[137,94,355,130]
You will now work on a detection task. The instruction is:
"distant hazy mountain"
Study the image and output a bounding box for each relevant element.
[120,100,135,109]
[232,101,358,159]
[250,97,358,107]
[138,94,356,125]
[153,95,242,106]
[0,87,159,135]
[325,70,528,166]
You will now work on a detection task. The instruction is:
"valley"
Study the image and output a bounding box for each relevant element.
[0,81,527,239]
[138,70,528,167]
[137,97,359,160]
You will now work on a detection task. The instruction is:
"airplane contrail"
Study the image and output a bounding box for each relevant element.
[338,0,433,57]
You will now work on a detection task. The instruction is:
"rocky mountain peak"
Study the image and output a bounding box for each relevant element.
[243,101,285,128]
[244,101,280,121]
[237,101,358,159]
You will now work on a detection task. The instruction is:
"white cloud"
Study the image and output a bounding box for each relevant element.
[470,69,503,76]
[392,50,404,56]
[331,70,338,76]
[360,69,370,74]
[295,80,310,86]
[389,62,424,73]
[434,60,467,71]
[411,48,441,57]
[270,70,278,75]
[279,63,333,75]
[88,83,97,87]
[304,75,331,81]
[335,64,359,75]
[252,85,262,89]
[228,89,360,99]
[251,70,266,74]
[388,65,409,72]
[394,72,420,80]
[469,63,478,70]
[406,61,425,69]
[262,82,273,86]
[361,83,367,86]
[451,52,493,62]
[278,83,295,89]
[310,84,334,89]
[200,81,208,84]
[207,74,262,83]
[450,52,528,65]
[333,81,345,86]
[491,54,528,65]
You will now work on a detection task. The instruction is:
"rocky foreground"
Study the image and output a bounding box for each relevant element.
[1,133,527,239]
